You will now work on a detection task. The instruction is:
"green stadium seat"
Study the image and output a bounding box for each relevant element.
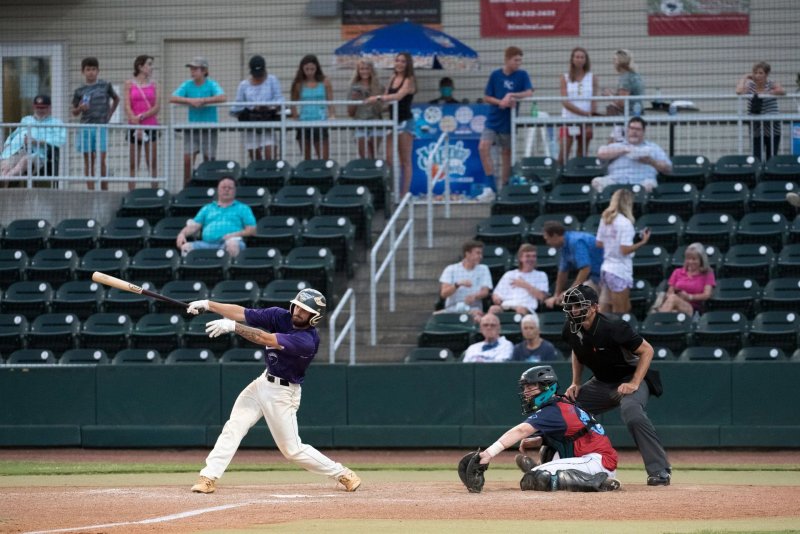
[165,348,216,364]
[511,156,560,189]
[404,347,456,363]
[646,183,697,219]
[6,349,56,365]
[259,279,311,309]
[51,280,104,319]
[74,248,129,281]
[269,185,321,221]
[127,248,179,285]
[680,346,731,361]
[210,280,259,307]
[289,159,339,194]
[130,312,185,354]
[338,158,391,212]
[734,212,788,251]
[1,219,51,256]
[318,184,374,246]
[177,248,231,285]
[683,213,735,252]
[759,278,800,313]
[544,183,593,220]
[632,244,669,285]
[59,348,110,364]
[281,247,335,304]
[481,245,511,286]
[228,247,282,285]
[241,159,292,193]
[526,214,580,246]
[190,160,242,187]
[490,183,544,221]
[560,156,606,184]
[749,181,799,218]
[720,244,775,285]
[183,312,231,354]
[734,347,786,361]
[594,184,646,218]
[0,281,53,320]
[104,281,154,320]
[0,249,28,289]
[302,216,356,276]
[761,154,800,182]
[220,347,266,363]
[710,154,760,187]
[112,348,162,364]
[639,312,692,353]
[475,214,527,252]
[117,188,170,225]
[635,213,684,250]
[98,217,151,255]
[236,185,271,219]
[691,310,747,353]
[149,216,191,248]
[49,218,101,254]
[697,182,748,218]
[747,311,800,352]
[79,313,133,353]
[26,248,79,283]
[169,186,216,217]
[706,277,759,318]
[657,155,710,187]
[0,313,27,354]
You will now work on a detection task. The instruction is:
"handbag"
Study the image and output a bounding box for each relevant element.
[238,106,280,122]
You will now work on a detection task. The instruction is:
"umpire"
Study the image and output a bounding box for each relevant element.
[561,284,671,486]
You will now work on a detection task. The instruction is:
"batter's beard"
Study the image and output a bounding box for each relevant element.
[291,315,311,329]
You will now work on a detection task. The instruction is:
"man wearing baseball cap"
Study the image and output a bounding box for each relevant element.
[1,94,66,180]
[170,56,227,185]
[230,54,285,161]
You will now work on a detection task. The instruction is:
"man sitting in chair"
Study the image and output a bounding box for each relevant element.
[1,95,66,180]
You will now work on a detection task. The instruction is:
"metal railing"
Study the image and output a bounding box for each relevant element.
[424,131,450,248]
[328,287,356,365]
[369,192,415,346]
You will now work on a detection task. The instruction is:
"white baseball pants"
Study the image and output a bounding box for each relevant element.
[533,452,616,478]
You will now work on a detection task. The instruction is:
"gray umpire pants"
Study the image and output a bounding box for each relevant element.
[576,377,670,476]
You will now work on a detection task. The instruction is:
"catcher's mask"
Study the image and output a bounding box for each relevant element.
[562,284,598,334]
[519,365,559,414]
[289,289,326,327]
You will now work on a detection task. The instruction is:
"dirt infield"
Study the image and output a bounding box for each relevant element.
[1,449,799,533]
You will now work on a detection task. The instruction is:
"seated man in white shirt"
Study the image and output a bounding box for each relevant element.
[488,243,549,315]
[439,240,493,322]
[462,313,514,363]
[592,117,671,193]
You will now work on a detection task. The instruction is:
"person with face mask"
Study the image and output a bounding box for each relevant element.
[429,77,460,105]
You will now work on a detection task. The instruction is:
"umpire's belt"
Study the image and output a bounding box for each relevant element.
[265,372,290,387]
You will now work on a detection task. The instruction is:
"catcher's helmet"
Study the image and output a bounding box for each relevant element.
[519,365,559,414]
[289,289,326,327]
[562,284,598,334]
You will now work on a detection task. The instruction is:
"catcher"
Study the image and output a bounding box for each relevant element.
[458,365,621,493]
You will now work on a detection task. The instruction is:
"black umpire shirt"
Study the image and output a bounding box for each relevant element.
[562,312,644,384]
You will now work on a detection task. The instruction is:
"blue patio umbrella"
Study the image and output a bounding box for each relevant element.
[334,21,479,71]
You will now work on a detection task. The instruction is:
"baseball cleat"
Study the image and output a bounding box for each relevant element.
[647,470,671,486]
[600,477,621,491]
[191,475,216,493]
[337,470,362,492]
[515,453,536,473]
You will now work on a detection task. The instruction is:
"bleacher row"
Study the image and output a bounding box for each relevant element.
[416,153,800,363]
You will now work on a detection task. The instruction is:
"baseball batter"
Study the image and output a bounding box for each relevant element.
[186,288,361,493]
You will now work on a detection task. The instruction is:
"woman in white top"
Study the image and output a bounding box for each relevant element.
[559,47,598,165]
[595,189,650,313]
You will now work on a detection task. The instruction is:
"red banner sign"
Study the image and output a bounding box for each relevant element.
[648,0,749,36]
[480,0,580,37]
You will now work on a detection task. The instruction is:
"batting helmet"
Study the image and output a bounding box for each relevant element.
[562,284,598,334]
[289,289,326,327]
[519,365,559,414]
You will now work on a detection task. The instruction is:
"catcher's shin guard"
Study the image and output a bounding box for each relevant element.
[555,469,612,492]
[520,469,554,491]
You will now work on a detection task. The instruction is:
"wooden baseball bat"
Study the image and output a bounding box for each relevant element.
[91,272,189,309]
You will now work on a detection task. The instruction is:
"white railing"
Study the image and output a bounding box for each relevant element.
[369,192,415,346]
[328,287,356,364]
[424,131,450,248]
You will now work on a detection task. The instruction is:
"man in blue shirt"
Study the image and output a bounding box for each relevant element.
[541,220,603,308]
[479,46,534,192]
[176,177,255,257]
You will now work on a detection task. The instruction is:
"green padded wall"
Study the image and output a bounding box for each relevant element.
[0,367,95,425]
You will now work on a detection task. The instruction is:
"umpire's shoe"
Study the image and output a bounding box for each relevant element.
[337,469,362,492]
[191,475,216,493]
[646,469,671,486]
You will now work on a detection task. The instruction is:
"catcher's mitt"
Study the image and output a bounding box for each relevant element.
[457,450,488,493]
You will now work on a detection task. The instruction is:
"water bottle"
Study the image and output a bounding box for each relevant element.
[530,101,539,118]
[80,93,90,107]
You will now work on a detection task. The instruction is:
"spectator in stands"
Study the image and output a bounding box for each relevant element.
[348,59,384,160]
[170,56,227,186]
[366,51,416,195]
[559,47,599,165]
[175,177,256,258]
[291,54,334,161]
[735,61,786,162]
[593,117,671,193]
[124,54,160,191]
[488,243,549,315]
[511,314,559,362]
[602,49,644,118]
[71,56,120,191]
[596,189,651,314]
[658,242,715,317]
[231,54,285,162]
[479,46,534,190]
[429,77,461,105]
[1,95,66,180]
[462,313,513,363]
[787,191,800,208]
[541,221,603,308]
[438,240,493,322]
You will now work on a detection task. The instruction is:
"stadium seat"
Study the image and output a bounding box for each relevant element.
[537,311,570,355]
[220,347,266,363]
[130,312,185,353]
[418,313,477,355]
[236,185,271,219]
[629,279,653,319]
[404,347,456,363]
[49,218,101,254]
[149,216,191,248]
[112,348,162,364]
[177,249,231,285]
[680,346,731,361]
[635,214,684,250]
[281,247,335,303]
[526,214,580,246]
[228,247,282,285]
[696,182,748,218]
[560,156,606,184]
[169,186,216,217]
[0,249,28,289]
[651,346,676,361]
[241,159,292,193]
[749,181,799,218]
[97,217,151,255]
[127,248,179,285]
[59,348,110,364]
[632,244,669,285]
[26,249,79,283]
[0,281,53,320]
[775,243,800,278]
[259,279,311,309]
[581,214,601,235]
[481,245,511,286]
[646,183,698,219]
[710,155,760,187]
[318,184,374,245]
[269,185,321,220]
[0,313,27,354]
[543,183,593,220]
[190,160,242,186]
[720,244,775,285]
[288,159,339,194]
[74,248,129,281]
[747,311,800,352]
[705,277,760,318]
[210,280,260,308]
[491,183,543,221]
[476,215,527,253]
[760,154,800,182]
[51,280,104,319]
[183,312,231,353]
[117,188,170,225]
[734,347,786,361]
[759,278,800,313]
[789,215,800,245]
[338,158,391,212]
[495,311,524,344]
[593,184,646,218]
[5,349,56,365]
[154,280,208,313]
[510,156,560,189]
[535,245,560,281]
[165,348,216,364]
[302,216,356,276]
[734,212,788,251]
[251,215,303,254]
[639,312,692,353]
[669,243,721,272]
[657,155,710,188]
[104,281,155,320]
[683,213,735,252]
[691,310,747,353]
[1,219,51,256]
[79,313,133,353]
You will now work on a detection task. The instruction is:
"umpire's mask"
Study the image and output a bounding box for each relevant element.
[561,285,598,334]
